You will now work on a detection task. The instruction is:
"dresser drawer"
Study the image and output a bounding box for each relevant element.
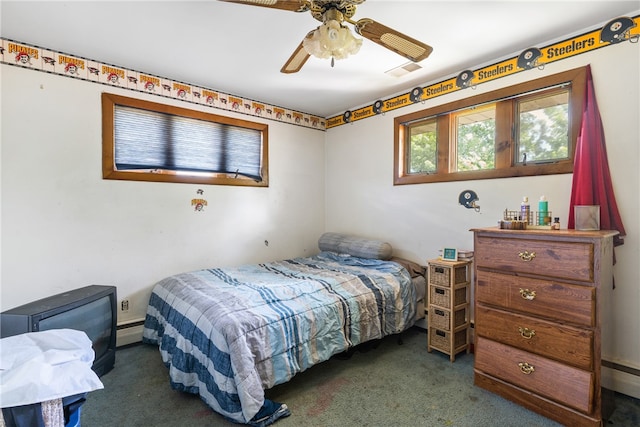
[476,270,595,326]
[475,236,594,282]
[475,305,593,370]
[475,337,594,413]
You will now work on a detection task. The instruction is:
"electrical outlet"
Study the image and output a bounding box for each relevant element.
[121,299,129,312]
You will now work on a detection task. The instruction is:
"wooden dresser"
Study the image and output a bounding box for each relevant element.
[471,227,617,426]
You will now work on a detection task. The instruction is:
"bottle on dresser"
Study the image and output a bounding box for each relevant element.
[538,195,549,225]
[520,197,530,224]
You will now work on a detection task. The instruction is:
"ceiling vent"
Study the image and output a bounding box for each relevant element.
[385,62,423,78]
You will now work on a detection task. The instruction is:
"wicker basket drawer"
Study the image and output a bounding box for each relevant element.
[430,328,467,352]
[429,285,467,309]
[475,305,593,370]
[476,270,595,327]
[475,337,594,413]
[475,236,594,282]
[430,306,468,331]
[429,264,468,287]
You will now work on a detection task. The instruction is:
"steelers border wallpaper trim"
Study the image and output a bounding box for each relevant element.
[327,15,639,129]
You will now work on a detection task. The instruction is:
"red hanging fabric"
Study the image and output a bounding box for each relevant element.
[568,65,626,247]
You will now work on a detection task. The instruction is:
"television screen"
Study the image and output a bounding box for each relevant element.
[0,285,117,377]
[39,295,113,363]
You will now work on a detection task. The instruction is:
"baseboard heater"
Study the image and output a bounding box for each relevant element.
[116,318,145,347]
[602,359,640,399]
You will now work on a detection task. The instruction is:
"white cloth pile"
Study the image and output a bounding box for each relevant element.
[0,329,104,426]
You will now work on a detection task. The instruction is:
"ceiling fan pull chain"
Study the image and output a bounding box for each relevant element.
[331,56,335,67]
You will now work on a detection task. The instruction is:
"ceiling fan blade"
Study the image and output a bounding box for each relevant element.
[280,38,311,73]
[218,0,310,12]
[354,18,433,62]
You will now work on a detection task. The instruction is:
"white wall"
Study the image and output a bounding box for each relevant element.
[0,65,326,324]
[324,41,640,395]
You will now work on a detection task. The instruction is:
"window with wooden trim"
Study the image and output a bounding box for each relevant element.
[102,93,268,186]
[407,117,438,174]
[394,66,586,185]
[453,104,496,172]
[515,88,570,165]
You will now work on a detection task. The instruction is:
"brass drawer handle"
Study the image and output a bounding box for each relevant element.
[519,288,537,300]
[518,251,536,261]
[518,327,536,339]
[518,362,535,375]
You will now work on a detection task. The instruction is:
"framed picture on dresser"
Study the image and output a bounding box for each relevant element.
[442,247,458,261]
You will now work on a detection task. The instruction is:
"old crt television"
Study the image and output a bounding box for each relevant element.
[0,285,117,377]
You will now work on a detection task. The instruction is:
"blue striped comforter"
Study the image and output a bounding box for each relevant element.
[142,251,416,425]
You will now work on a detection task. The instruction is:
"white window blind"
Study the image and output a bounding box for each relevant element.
[114,105,263,181]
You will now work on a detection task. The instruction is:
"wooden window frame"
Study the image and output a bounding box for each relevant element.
[450,103,497,172]
[406,116,439,174]
[514,87,571,165]
[102,93,269,187]
[394,66,586,185]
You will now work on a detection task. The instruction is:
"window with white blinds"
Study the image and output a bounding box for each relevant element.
[102,93,268,187]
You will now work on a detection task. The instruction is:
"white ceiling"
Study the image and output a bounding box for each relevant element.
[2,1,639,118]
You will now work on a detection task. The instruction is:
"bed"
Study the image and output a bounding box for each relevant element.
[142,232,425,426]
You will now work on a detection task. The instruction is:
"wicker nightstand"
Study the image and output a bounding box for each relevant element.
[426,258,471,361]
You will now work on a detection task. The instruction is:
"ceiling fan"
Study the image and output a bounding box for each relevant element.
[219,0,433,73]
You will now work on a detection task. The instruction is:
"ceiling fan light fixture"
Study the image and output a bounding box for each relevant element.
[227,0,433,73]
[302,19,362,61]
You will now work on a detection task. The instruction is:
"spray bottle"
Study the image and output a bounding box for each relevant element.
[521,197,530,224]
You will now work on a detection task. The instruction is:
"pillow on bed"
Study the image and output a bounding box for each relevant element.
[318,232,393,260]
[390,257,426,278]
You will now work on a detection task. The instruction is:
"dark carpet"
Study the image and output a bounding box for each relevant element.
[82,327,639,426]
